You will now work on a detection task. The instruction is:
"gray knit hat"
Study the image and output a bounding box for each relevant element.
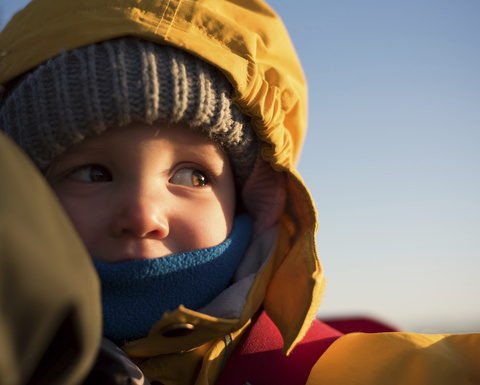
[0,37,258,183]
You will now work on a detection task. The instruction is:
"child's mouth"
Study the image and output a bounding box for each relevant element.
[91,242,175,263]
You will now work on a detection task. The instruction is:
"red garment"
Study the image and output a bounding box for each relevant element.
[217,311,343,385]
[217,312,401,385]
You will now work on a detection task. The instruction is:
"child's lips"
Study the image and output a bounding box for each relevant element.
[107,242,175,262]
[120,253,161,261]
[121,250,173,261]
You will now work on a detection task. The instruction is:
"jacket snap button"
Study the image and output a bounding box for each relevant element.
[160,323,195,338]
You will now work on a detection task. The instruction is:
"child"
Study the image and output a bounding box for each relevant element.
[20,38,264,348]
[0,0,479,384]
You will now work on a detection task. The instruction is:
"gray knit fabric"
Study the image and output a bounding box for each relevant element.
[0,37,258,182]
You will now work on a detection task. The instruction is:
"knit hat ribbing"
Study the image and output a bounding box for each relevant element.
[0,37,258,182]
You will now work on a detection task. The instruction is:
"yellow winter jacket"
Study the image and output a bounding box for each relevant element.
[0,0,478,384]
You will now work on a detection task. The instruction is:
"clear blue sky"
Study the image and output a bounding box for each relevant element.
[267,0,480,332]
[1,0,479,332]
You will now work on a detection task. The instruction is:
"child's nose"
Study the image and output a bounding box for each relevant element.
[110,192,169,239]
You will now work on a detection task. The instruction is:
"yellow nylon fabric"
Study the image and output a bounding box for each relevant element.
[306,332,480,385]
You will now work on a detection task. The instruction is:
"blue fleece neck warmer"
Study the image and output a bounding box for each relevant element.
[93,214,252,344]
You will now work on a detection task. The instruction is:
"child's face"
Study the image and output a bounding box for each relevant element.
[47,122,236,263]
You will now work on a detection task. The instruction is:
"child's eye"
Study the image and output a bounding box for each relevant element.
[68,165,112,183]
[170,168,208,187]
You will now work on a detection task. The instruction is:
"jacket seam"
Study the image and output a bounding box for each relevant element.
[154,0,172,35]
[155,0,184,37]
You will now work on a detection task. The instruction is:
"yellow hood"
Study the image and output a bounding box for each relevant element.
[0,0,323,356]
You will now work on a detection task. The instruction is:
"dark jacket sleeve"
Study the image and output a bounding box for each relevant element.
[0,132,102,385]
